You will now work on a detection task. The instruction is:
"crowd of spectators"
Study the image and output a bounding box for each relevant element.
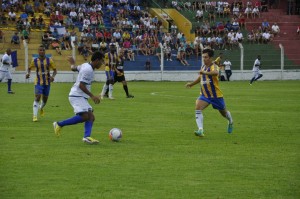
[0,0,290,65]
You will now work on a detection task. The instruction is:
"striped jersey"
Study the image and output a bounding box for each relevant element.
[104,52,119,71]
[200,63,223,98]
[29,57,56,85]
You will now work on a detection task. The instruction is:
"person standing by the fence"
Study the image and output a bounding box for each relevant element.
[250,55,263,85]
[223,58,232,81]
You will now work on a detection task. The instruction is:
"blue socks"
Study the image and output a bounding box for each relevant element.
[84,121,93,138]
[7,79,12,92]
[57,115,84,127]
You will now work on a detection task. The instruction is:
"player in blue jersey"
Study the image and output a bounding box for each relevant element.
[26,45,57,122]
[53,51,105,144]
[185,48,233,137]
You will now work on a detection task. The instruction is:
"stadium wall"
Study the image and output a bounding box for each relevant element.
[12,70,300,83]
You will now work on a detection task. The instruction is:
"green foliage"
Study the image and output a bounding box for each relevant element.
[0,81,300,199]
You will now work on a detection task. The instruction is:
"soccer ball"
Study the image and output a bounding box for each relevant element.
[109,128,122,141]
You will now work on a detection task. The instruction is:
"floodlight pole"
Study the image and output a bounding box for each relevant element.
[159,42,164,81]
[279,43,284,80]
[239,43,244,80]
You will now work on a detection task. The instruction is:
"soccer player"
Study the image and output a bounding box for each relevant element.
[112,51,134,98]
[0,48,15,94]
[99,43,118,100]
[250,55,263,85]
[26,45,57,122]
[53,51,105,144]
[185,48,233,137]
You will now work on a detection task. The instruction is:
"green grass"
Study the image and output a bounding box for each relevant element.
[0,81,300,199]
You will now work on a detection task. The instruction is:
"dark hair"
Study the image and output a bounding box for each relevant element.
[202,48,214,57]
[91,51,104,62]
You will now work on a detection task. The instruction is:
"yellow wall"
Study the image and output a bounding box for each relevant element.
[150,8,195,42]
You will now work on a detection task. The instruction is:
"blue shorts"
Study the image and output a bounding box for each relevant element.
[198,95,226,110]
[35,84,50,96]
[105,70,115,80]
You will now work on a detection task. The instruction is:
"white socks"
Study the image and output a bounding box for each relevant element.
[33,101,39,117]
[226,111,233,124]
[108,84,113,98]
[195,110,203,130]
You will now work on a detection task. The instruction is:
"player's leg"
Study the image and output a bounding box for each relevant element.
[121,77,134,98]
[108,71,115,99]
[194,97,210,136]
[82,111,99,144]
[53,97,89,137]
[32,85,43,121]
[250,72,257,84]
[39,85,50,117]
[254,72,263,81]
[6,71,14,94]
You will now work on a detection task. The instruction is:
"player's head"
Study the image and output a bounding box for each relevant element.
[38,45,46,58]
[109,43,116,53]
[257,55,261,60]
[91,51,105,69]
[202,48,214,65]
[6,48,12,55]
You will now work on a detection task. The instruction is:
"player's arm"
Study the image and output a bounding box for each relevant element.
[26,60,34,79]
[186,76,201,88]
[67,56,78,71]
[49,59,57,82]
[200,65,219,76]
[79,82,100,104]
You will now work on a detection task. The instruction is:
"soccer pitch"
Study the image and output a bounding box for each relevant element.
[0,81,299,199]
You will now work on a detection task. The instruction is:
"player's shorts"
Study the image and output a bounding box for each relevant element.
[198,95,226,110]
[114,74,125,82]
[0,70,12,80]
[252,70,262,79]
[69,96,92,114]
[105,70,115,80]
[35,84,50,96]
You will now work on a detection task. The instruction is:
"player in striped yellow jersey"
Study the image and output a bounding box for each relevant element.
[26,45,57,122]
[185,48,233,137]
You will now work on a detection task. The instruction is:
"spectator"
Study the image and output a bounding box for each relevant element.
[177,43,189,66]
[51,40,62,55]
[262,31,271,43]
[271,23,280,36]
[81,45,93,60]
[8,9,17,21]
[24,3,34,17]
[21,28,30,43]
[262,19,270,32]
[297,26,300,35]
[164,43,172,61]
[196,9,204,22]
[252,6,260,18]
[223,58,232,81]
[37,15,45,30]
[99,40,107,52]
[11,32,20,46]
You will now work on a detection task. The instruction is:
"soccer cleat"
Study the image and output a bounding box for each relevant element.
[127,94,134,98]
[8,91,15,94]
[108,96,115,100]
[33,116,38,122]
[100,94,104,100]
[82,137,99,144]
[53,122,62,137]
[194,129,204,137]
[39,108,45,117]
[227,123,233,134]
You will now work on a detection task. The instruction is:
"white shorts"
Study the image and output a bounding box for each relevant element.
[69,96,92,114]
[252,70,262,79]
[0,70,12,80]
